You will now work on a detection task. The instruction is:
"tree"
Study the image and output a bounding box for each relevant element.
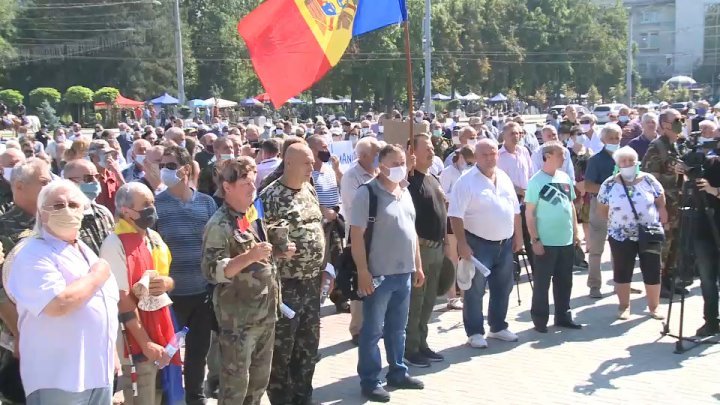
[64,86,94,124]
[561,84,577,103]
[586,85,601,106]
[655,84,673,103]
[634,86,652,104]
[36,100,60,130]
[0,89,23,107]
[608,83,627,103]
[673,87,691,102]
[28,87,61,108]
[93,87,120,104]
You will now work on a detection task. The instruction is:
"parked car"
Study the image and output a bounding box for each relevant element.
[593,103,626,124]
[671,101,691,111]
[549,104,589,117]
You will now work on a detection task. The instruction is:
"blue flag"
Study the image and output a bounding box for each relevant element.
[352,0,407,37]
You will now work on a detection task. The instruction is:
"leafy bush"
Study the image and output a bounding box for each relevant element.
[36,100,60,130]
[0,89,24,107]
[93,87,120,104]
[63,86,94,104]
[28,87,61,107]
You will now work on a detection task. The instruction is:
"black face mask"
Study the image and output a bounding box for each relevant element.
[135,206,158,230]
[318,150,331,163]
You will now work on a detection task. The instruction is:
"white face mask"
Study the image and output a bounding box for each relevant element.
[56,135,66,143]
[160,168,182,187]
[580,124,592,133]
[466,138,478,147]
[134,154,146,165]
[605,143,620,153]
[620,165,638,181]
[452,136,460,145]
[386,165,407,183]
[2,167,12,182]
[698,137,715,145]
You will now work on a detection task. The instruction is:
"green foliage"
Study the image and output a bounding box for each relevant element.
[608,83,627,103]
[36,100,60,130]
[586,85,601,106]
[64,86,94,105]
[28,87,61,108]
[673,87,691,102]
[655,85,674,103]
[634,86,653,104]
[0,89,23,107]
[93,87,120,104]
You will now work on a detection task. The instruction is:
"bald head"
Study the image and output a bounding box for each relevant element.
[474,138,499,173]
[63,158,98,180]
[0,148,25,169]
[283,143,314,184]
[165,127,185,144]
[459,126,478,145]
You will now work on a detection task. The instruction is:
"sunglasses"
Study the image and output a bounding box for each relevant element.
[159,162,181,170]
[579,120,592,125]
[44,201,83,211]
[69,174,101,183]
[673,118,685,123]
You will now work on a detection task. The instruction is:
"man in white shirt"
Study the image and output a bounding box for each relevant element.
[497,122,534,198]
[531,125,575,181]
[339,137,380,344]
[255,139,281,188]
[448,139,523,349]
[578,114,604,155]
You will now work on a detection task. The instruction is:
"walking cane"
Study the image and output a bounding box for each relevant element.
[120,323,138,397]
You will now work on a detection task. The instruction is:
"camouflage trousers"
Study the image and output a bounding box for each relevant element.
[267,276,321,405]
[662,201,680,278]
[217,322,275,405]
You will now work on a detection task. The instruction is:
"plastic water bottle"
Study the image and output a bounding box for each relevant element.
[280,303,296,319]
[155,326,189,368]
[320,264,336,304]
[357,276,385,298]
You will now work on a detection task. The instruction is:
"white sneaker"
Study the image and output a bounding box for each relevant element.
[487,329,519,342]
[446,298,463,310]
[467,334,488,348]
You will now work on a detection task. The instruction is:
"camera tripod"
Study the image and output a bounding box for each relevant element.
[513,251,534,306]
[660,180,720,353]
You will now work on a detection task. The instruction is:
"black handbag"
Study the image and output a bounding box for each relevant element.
[335,184,377,301]
[619,175,666,255]
[0,348,24,403]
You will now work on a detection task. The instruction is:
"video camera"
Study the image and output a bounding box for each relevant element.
[678,131,718,180]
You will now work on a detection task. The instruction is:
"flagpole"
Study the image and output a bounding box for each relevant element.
[403,20,415,159]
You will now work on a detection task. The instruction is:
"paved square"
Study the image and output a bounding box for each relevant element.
[206,247,720,404]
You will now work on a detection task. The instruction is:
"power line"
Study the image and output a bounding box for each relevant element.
[20,1,160,10]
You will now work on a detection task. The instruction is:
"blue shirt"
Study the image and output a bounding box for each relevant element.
[627,134,653,161]
[526,170,576,247]
[155,189,218,296]
[584,148,616,190]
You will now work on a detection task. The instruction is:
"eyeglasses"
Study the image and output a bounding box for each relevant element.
[673,118,685,123]
[159,162,180,170]
[579,120,592,125]
[68,174,101,183]
[44,201,83,211]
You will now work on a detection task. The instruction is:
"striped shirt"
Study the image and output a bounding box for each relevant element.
[311,165,340,208]
[154,189,218,296]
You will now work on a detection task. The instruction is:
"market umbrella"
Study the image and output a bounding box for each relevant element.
[255,92,272,103]
[665,75,696,87]
[241,98,262,107]
[149,93,179,105]
[315,97,340,104]
[463,92,482,101]
[489,93,508,102]
[287,97,305,104]
[204,98,238,108]
[94,94,144,110]
[432,93,451,101]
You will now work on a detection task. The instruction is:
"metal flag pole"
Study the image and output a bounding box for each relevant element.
[403,20,415,169]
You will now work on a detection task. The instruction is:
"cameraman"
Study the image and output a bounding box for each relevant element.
[694,137,720,337]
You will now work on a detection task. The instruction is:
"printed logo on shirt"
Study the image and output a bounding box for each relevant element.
[539,183,572,206]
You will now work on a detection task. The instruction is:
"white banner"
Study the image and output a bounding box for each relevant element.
[329,140,356,173]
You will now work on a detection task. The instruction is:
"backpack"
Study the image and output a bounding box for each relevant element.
[334,184,377,301]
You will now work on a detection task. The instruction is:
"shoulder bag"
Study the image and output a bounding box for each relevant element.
[619,175,665,255]
[334,184,377,301]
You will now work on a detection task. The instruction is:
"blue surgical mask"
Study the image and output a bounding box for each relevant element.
[179,140,186,148]
[160,167,182,187]
[619,115,629,123]
[372,155,379,169]
[697,108,707,116]
[79,181,102,201]
[605,143,620,153]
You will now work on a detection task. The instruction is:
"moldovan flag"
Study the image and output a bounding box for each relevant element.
[238,0,407,107]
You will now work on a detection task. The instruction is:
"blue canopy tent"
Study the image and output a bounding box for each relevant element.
[489,93,508,103]
[150,93,179,105]
[241,98,262,107]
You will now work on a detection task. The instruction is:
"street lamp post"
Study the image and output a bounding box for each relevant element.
[172,0,186,104]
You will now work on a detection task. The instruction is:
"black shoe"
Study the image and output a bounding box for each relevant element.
[660,286,673,299]
[403,352,430,368]
[534,324,548,333]
[335,301,351,313]
[419,347,444,362]
[362,386,390,402]
[555,319,583,329]
[204,378,219,399]
[696,323,720,337]
[351,334,359,346]
[673,286,690,295]
[387,376,424,390]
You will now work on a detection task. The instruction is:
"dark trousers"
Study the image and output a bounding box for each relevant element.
[695,237,720,325]
[531,245,574,327]
[172,292,214,405]
[267,276,321,405]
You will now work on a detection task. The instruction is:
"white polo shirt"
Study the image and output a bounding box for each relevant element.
[448,166,520,241]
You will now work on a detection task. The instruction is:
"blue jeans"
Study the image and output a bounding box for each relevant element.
[26,387,112,405]
[357,273,412,391]
[463,232,514,336]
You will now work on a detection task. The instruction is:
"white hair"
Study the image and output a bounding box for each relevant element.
[600,123,622,140]
[641,112,658,125]
[476,137,499,150]
[580,113,596,124]
[612,146,638,165]
[114,182,153,217]
[10,157,49,185]
[34,179,89,234]
[354,136,379,157]
[541,125,558,136]
[699,120,718,132]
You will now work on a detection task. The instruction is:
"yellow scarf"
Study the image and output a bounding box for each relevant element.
[114,218,172,277]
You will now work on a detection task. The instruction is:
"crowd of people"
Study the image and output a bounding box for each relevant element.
[0,101,719,405]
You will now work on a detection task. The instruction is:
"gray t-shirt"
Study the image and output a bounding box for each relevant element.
[348,179,417,277]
